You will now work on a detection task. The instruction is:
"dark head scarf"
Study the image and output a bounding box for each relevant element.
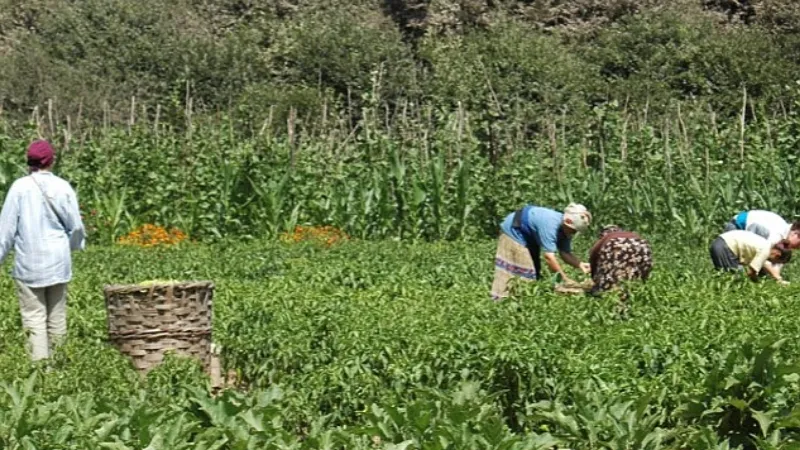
[597,225,624,239]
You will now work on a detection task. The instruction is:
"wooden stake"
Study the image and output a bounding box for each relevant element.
[64,116,71,152]
[267,105,274,142]
[103,100,109,132]
[31,105,43,138]
[347,87,353,130]
[154,104,161,137]
[740,86,747,166]
[48,99,54,137]
[581,137,588,171]
[321,98,327,134]
[185,80,193,140]
[709,104,719,139]
[129,96,136,132]
[384,102,391,135]
[664,119,672,185]
[704,139,710,195]
[457,101,465,159]
[288,107,296,168]
[76,100,83,132]
[549,119,559,180]
[677,102,689,148]
[621,117,628,162]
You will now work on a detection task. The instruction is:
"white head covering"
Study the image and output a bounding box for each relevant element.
[563,203,592,233]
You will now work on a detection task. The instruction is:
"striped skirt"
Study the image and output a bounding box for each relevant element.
[491,233,536,300]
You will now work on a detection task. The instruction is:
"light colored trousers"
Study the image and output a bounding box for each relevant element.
[14,280,68,361]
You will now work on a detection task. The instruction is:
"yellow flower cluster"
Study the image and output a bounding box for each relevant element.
[118,224,187,247]
[280,225,349,247]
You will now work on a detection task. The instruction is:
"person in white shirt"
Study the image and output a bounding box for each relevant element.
[710,230,791,284]
[723,210,800,247]
[0,140,85,361]
[723,210,800,275]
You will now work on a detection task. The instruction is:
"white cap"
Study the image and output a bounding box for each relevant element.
[563,203,592,233]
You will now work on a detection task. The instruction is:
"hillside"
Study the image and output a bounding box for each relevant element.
[2,0,800,134]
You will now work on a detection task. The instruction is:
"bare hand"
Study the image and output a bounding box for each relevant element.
[580,262,591,274]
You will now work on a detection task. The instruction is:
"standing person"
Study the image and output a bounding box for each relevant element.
[491,203,592,300]
[0,140,85,361]
[710,230,791,284]
[587,225,653,297]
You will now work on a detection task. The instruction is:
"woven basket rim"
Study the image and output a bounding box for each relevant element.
[103,280,215,294]
[103,280,216,296]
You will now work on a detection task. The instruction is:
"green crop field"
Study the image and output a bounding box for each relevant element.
[5,1,800,448]
[0,239,798,449]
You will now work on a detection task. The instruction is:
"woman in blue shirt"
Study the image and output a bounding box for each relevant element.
[491,203,592,300]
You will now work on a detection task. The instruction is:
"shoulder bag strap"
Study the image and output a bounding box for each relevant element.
[30,174,69,231]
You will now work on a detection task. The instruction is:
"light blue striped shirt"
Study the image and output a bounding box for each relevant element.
[0,171,85,288]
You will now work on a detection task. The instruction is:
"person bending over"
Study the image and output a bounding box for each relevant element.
[587,225,653,297]
[710,230,791,285]
[491,203,592,300]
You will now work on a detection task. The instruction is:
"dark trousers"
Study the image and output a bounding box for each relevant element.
[710,237,741,271]
[527,244,542,279]
[723,220,739,233]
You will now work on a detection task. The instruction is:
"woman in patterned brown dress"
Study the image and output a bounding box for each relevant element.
[588,225,653,297]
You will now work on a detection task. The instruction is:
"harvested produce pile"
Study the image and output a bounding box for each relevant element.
[0,239,798,449]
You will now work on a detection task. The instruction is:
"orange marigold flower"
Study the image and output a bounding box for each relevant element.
[279,225,349,248]
[118,224,188,247]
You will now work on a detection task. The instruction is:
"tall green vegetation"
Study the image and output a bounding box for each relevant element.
[2,0,800,243]
[0,94,798,245]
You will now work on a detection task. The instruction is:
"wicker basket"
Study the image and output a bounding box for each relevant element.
[103,281,214,374]
[554,279,594,295]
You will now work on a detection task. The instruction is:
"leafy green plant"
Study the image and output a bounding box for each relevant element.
[677,339,800,449]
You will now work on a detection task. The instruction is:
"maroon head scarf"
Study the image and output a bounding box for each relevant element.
[27,140,55,170]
